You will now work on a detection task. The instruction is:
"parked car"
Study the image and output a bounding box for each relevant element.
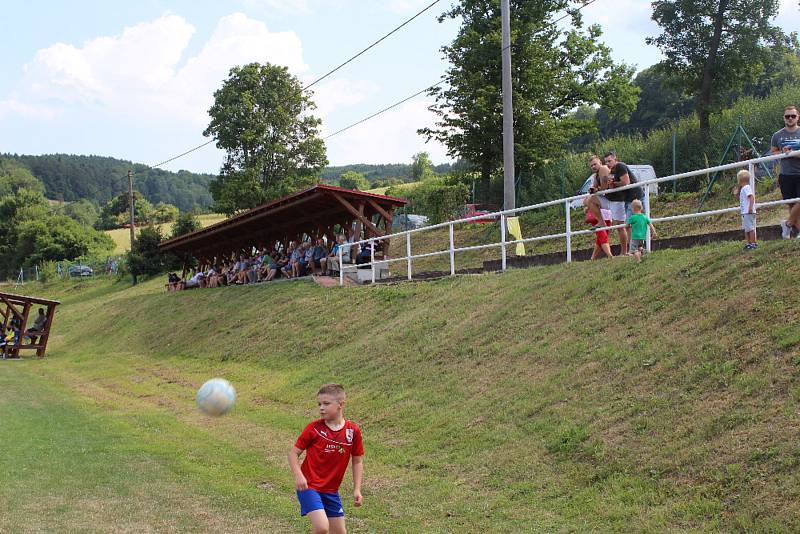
[394,213,429,230]
[456,203,499,223]
[570,165,659,209]
[67,265,94,277]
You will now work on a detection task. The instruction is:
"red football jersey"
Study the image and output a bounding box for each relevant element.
[295,419,364,493]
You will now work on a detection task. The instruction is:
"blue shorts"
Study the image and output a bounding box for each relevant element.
[296,489,344,518]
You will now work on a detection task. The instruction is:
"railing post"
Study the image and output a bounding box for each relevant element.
[749,162,756,242]
[371,240,376,284]
[565,200,572,263]
[338,246,344,286]
[500,214,507,271]
[645,185,652,253]
[449,223,455,276]
[406,232,412,281]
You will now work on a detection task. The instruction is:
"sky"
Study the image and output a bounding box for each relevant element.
[1,0,798,174]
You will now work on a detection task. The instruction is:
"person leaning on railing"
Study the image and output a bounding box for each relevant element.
[772,104,800,239]
[584,154,612,229]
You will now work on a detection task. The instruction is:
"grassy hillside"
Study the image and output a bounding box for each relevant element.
[3,238,799,532]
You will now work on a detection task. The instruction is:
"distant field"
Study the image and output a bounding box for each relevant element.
[366,181,419,196]
[107,213,226,253]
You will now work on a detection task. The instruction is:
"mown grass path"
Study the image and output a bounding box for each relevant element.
[0,361,294,533]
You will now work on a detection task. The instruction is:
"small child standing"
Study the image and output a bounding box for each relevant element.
[288,384,364,534]
[625,199,657,262]
[584,206,614,260]
[735,169,757,250]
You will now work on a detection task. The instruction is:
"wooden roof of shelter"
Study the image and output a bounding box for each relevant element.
[159,184,408,262]
[0,292,61,307]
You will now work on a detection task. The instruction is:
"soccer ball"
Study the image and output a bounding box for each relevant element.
[196,378,236,416]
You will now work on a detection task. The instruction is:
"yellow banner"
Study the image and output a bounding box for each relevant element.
[506,216,525,256]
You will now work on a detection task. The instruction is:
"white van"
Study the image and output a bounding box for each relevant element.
[570,164,658,209]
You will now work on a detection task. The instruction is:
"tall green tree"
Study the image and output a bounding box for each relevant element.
[420,0,638,200]
[338,171,370,190]
[96,192,153,230]
[170,211,202,239]
[410,152,434,181]
[204,63,328,215]
[647,0,788,142]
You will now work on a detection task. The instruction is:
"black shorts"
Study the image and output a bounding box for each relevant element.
[779,174,800,203]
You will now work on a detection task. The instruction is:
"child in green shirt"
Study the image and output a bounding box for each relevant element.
[625,199,657,262]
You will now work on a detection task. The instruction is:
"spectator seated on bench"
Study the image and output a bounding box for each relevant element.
[183,269,205,290]
[1,325,20,359]
[356,240,381,268]
[167,272,182,292]
[323,234,351,275]
[25,308,47,345]
[308,238,328,275]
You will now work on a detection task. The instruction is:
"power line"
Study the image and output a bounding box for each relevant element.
[151,139,215,169]
[302,0,442,91]
[326,0,600,140]
[324,80,444,140]
[147,1,443,169]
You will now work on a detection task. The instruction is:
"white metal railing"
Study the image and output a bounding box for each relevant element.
[338,150,800,286]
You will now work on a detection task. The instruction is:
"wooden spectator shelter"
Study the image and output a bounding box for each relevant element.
[0,292,59,358]
[159,184,408,267]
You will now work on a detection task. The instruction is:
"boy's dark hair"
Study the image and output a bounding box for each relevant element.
[318,383,346,401]
[603,151,617,159]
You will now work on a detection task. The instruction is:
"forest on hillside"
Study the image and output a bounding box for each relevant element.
[4,154,214,212]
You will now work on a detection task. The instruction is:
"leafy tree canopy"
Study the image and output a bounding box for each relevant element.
[647,0,789,140]
[421,0,639,201]
[338,171,370,190]
[170,211,202,240]
[204,63,328,215]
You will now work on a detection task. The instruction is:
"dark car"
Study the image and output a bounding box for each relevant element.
[67,265,94,277]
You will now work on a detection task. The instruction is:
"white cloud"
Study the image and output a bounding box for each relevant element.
[6,12,309,142]
[324,99,450,165]
[0,99,57,120]
[310,78,380,119]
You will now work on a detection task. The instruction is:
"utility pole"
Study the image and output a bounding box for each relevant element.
[128,169,137,285]
[127,170,135,250]
[501,0,516,212]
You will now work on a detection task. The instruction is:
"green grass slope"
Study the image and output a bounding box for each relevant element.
[4,240,800,532]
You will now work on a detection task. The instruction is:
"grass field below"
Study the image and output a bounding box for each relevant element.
[3,233,799,532]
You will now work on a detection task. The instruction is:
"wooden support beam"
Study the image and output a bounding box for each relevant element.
[330,192,384,237]
[0,295,23,321]
[367,198,393,223]
[36,303,57,357]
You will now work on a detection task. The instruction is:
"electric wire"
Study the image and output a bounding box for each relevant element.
[302,0,442,91]
[323,80,444,139]
[147,1,442,169]
[148,0,597,168]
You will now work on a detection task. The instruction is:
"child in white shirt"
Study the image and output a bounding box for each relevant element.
[736,169,757,250]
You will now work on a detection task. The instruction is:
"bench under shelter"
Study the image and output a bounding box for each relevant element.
[0,291,59,358]
[158,184,408,283]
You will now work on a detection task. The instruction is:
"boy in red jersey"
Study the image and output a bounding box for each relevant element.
[288,384,364,534]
